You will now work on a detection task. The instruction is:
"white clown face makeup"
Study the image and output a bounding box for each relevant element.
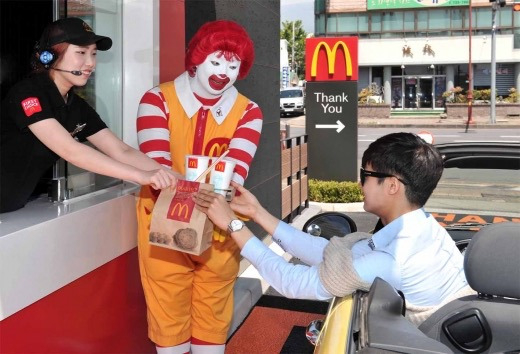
[189,51,242,98]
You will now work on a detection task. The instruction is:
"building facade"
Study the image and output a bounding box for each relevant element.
[314,0,520,110]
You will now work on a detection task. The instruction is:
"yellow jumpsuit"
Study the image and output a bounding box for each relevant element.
[137,81,249,346]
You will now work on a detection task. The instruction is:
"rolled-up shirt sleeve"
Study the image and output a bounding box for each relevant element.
[241,236,332,300]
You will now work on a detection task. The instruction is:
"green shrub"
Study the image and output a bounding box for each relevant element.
[472,89,492,101]
[308,179,364,203]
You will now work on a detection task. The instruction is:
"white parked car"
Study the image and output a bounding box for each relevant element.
[280,87,305,116]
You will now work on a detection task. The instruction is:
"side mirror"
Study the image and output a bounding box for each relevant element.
[302,212,357,240]
[306,319,324,346]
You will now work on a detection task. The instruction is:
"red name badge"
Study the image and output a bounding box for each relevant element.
[21,97,42,117]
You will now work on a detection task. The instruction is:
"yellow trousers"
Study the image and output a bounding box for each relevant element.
[136,188,240,346]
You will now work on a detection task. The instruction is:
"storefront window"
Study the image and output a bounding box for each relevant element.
[452,9,464,30]
[404,11,415,31]
[316,14,326,35]
[417,10,428,31]
[371,13,382,32]
[435,77,446,108]
[358,13,369,32]
[391,78,403,109]
[475,8,492,29]
[337,13,358,33]
[429,9,450,30]
[326,14,337,33]
[54,0,123,200]
[382,11,403,32]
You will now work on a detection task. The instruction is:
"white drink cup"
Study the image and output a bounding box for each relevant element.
[209,158,236,197]
[185,155,211,182]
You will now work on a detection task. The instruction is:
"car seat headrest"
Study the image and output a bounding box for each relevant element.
[464,222,520,299]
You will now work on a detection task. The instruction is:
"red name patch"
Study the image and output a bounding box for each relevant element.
[21,97,42,117]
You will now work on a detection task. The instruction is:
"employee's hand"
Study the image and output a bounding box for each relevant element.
[229,182,262,222]
[192,190,236,230]
[141,169,177,190]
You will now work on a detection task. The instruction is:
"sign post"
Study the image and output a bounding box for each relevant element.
[281,66,289,89]
[305,37,358,182]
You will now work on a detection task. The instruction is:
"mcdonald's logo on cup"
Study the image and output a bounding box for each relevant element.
[215,161,226,172]
[305,37,358,82]
[185,155,211,181]
[188,158,198,168]
[167,201,192,222]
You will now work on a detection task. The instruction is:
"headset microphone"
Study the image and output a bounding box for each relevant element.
[51,68,83,76]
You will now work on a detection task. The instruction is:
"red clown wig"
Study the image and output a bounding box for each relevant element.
[185,20,255,80]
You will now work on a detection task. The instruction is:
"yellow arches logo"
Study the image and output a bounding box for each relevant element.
[207,143,228,157]
[311,41,353,78]
[305,37,358,81]
[168,202,190,221]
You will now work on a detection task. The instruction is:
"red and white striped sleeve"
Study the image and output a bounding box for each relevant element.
[136,86,172,168]
[228,100,263,186]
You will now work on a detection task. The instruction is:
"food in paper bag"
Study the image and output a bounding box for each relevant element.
[149,180,214,255]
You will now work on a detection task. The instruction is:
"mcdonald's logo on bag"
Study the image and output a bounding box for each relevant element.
[167,201,192,222]
[305,37,358,82]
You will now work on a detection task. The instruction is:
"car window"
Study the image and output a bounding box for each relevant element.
[280,89,303,98]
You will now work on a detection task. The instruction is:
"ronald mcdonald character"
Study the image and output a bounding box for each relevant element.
[135,20,263,353]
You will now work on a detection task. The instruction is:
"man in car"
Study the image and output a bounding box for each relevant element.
[193,132,472,325]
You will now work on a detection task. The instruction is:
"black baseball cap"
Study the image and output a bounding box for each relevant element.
[43,17,112,51]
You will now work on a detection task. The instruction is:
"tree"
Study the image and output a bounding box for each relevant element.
[280,20,307,80]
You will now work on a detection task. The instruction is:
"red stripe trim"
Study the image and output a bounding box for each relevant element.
[136,116,168,131]
[139,92,166,114]
[192,109,207,155]
[238,107,263,125]
[232,128,261,143]
[228,148,253,164]
[154,157,172,167]
[139,140,171,153]
[234,164,248,179]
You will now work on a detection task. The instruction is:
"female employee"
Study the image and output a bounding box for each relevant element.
[0,17,177,213]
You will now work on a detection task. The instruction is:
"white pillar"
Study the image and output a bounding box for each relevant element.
[383,66,391,104]
[446,65,455,91]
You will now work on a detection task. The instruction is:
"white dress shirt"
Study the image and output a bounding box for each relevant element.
[241,209,468,306]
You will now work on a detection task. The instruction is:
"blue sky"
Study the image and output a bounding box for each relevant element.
[281,0,314,34]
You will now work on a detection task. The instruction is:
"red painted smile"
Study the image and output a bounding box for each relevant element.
[208,75,230,91]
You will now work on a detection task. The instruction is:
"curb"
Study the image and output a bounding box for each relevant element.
[358,123,520,129]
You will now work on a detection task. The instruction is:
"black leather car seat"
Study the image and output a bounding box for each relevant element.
[419,222,520,353]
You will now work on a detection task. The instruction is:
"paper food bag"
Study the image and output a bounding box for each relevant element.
[149,180,214,255]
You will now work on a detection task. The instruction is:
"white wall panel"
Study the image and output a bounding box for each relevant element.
[359,35,520,67]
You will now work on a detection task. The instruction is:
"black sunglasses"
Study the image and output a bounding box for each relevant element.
[360,168,408,186]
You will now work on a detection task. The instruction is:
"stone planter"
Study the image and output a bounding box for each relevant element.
[358,104,391,119]
[446,103,520,119]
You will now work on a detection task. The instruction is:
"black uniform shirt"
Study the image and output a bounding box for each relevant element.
[0,73,107,213]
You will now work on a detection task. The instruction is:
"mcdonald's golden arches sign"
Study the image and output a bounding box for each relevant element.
[305,37,358,82]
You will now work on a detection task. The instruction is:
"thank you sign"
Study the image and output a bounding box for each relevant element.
[305,37,358,181]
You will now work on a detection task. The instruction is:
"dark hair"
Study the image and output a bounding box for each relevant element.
[361,132,443,207]
[185,20,254,79]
